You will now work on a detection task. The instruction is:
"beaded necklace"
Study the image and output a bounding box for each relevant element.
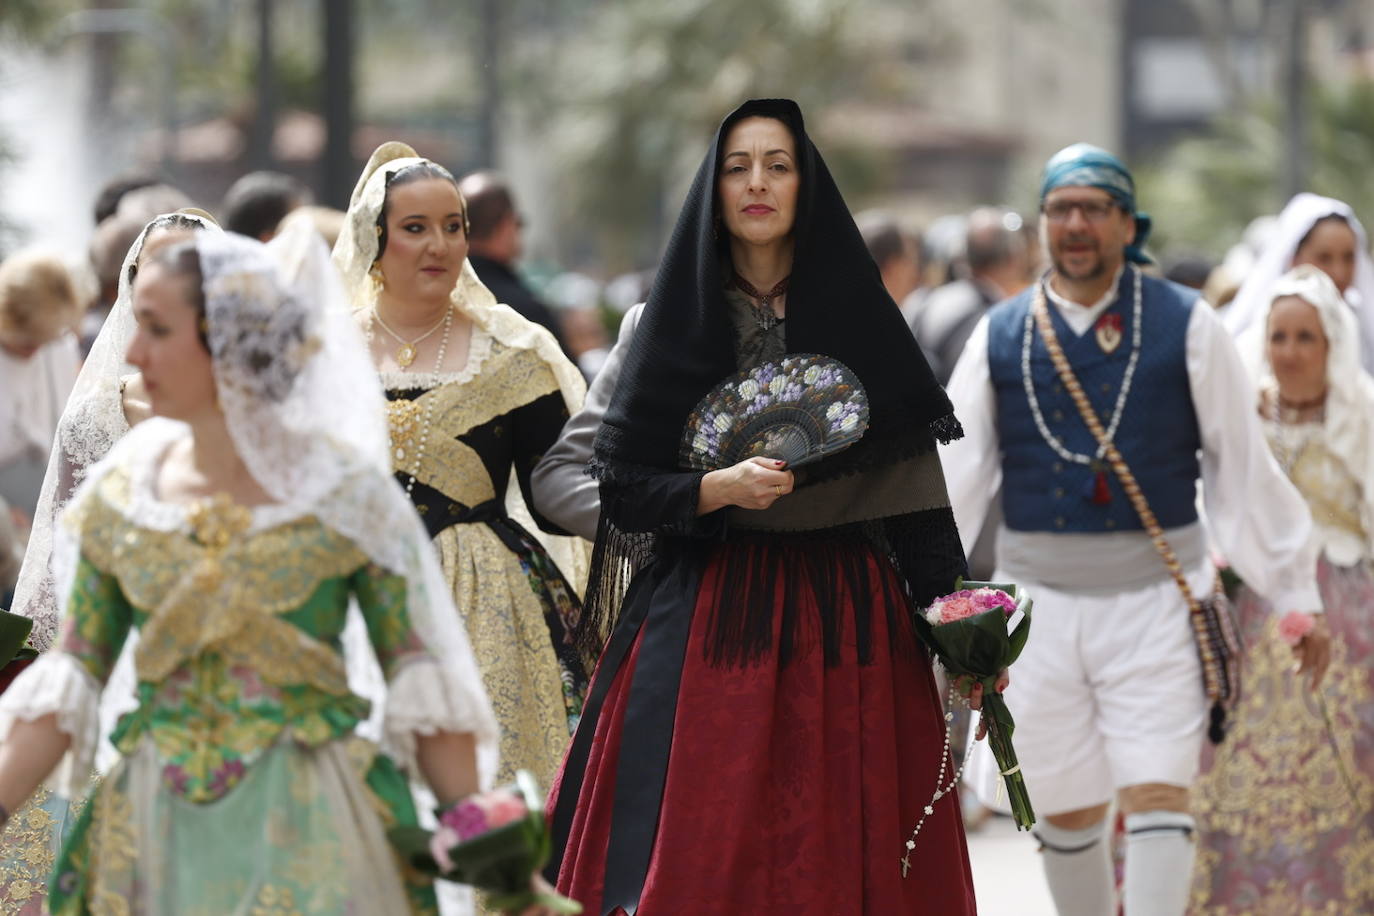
[1020,265,1143,504]
[732,272,788,331]
[367,303,455,498]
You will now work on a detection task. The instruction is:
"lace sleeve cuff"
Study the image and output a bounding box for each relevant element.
[382,655,501,788]
[0,652,102,799]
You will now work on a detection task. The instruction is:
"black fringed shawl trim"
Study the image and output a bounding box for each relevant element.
[576,503,967,669]
[701,508,966,668]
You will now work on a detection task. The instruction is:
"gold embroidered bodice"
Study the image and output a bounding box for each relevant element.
[55,466,429,802]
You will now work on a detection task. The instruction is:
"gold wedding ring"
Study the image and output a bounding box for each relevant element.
[774,484,783,496]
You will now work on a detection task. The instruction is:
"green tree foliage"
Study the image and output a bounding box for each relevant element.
[515,0,891,271]
[1138,79,1374,259]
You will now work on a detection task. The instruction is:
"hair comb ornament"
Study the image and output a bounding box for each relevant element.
[680,354,869,471]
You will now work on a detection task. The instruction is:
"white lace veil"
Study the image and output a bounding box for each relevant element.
[11,210,220,651]
[332,142,592,590]
[53,224,498,783]
[1259,265,1374,541]
[1225,193,1374,371]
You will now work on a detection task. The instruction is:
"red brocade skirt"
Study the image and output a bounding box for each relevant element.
[549,539,977,915]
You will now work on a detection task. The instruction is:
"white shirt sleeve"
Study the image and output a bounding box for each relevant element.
[938,316,1002,557]
[1188,302,1324,613]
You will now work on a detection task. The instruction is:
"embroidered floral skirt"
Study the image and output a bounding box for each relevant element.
[0,788,82,914]
[46,737,436,916]
[432,521,585,792]
[549,539,977,915]
[1191,557,1374,914]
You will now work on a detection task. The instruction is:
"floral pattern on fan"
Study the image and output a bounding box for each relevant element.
[680,354,869,471]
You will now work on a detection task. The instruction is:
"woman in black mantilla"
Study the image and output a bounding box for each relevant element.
[546,100,979,914]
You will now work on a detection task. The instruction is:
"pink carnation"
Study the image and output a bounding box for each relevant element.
[439,798,490,841]
[1277,611,1315,647]
[479,788,528,829]
[925,588,1017,625]
[930,596,980,624]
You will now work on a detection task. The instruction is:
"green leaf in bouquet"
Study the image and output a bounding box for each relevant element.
[0,611,33,668]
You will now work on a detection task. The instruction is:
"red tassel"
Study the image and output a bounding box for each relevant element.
[1092,469,1112,505]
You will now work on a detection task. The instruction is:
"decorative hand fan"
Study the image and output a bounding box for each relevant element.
[680,354,869,471]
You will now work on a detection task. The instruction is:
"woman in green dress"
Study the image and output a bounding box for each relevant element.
[0,225,509,915]
[0,209,218,915]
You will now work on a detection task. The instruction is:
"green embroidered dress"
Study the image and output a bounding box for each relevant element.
[1,457,496,916]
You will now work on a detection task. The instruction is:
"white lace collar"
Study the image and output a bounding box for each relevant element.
[378,323,494,390]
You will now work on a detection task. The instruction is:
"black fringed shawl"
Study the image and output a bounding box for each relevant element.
[580,98,968,662]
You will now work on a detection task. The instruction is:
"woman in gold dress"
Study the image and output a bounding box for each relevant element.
[333,144,589,790]
[1192,265,1374,913]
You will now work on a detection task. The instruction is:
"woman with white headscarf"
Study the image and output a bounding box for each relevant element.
[333,144,591,797]
[0,210,218,914]
[0,225,504,914]
[1223,193,1374,371]
[1193,265,1374,913]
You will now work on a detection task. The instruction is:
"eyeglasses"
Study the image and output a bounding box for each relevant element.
[1042,200,1121,223]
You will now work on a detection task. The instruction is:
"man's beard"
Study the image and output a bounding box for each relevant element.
[1051,239,1106,280]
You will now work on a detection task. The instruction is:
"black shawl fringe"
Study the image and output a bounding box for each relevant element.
[575,512,658,660]
[702,508,967,668]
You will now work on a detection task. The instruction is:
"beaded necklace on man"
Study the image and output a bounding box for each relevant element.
[1020,265,1143,505]
[367,302,455,498]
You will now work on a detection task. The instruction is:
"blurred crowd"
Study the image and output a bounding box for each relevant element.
[0,164,1369,612]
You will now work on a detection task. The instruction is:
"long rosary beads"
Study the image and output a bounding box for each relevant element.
[900,689,965,877]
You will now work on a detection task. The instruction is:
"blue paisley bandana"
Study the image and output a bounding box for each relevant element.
[1041,143,1153,264]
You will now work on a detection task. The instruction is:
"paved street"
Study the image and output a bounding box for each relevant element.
[968,815,1057,915]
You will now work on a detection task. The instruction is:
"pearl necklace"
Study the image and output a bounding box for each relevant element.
[1021,266,1143,470]
[367,303,455,497]
[900,690,963,877]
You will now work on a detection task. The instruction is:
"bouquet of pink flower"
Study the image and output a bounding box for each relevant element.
[389,770,581,914]
[914,580,1035,830]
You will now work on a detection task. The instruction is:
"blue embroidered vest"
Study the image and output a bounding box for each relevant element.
[986,270,1201,533]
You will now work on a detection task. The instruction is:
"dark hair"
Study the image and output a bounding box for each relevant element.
[375,162,466,259]
[147,241,209,351]
[1296,213,1352,254]
[93,175,160,225]
[857,215,910,271]
[458,171,515,241]
[126,214,211,288]
[966,223,1018,274]
[223,171,311,240]
[712,113,802,256]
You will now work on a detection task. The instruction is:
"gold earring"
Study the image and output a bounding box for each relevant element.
[369,264,385,297]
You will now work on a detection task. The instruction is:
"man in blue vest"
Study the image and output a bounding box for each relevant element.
[941,144,1330,916]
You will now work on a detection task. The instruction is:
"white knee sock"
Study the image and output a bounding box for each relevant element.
[1122,810,1196,916]
[1034,820,1115,916]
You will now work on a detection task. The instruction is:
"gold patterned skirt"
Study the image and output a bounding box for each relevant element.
[1191,558,1374,915]
[432,521,584,791]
